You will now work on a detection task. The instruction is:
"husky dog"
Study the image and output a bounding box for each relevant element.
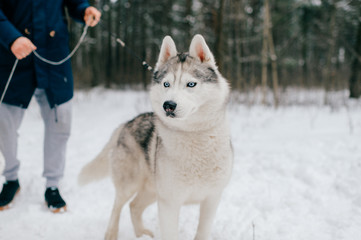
[78,34,233,240]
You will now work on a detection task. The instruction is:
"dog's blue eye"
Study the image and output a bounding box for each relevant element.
[164,82,170,88]
[187,82,197,88]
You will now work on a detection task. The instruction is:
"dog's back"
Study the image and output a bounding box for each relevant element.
[78,112,156,187]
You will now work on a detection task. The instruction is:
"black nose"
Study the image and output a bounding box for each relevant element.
[163,101,177,112]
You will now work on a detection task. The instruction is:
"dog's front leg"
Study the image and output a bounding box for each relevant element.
[158,199,181,240]
[194,194,222,240]
[105,191,132,240]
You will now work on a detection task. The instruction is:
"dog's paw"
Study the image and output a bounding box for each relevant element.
[135,229,154,238]
[104,231,118,240]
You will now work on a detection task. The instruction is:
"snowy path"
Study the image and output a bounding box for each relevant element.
[1,89,360,240]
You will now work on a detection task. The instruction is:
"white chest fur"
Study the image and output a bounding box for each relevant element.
[154,121,233,203]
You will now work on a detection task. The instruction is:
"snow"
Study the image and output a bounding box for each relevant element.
[1,88,361,240]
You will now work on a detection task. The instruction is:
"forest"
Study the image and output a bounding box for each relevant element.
[68,0,361,104]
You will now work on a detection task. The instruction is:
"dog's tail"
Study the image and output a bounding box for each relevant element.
[78,125,123,186]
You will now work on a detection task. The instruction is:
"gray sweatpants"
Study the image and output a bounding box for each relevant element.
[0,89,72,188]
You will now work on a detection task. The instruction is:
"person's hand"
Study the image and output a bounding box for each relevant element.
[84,6,101,27]
[11,37,37,60]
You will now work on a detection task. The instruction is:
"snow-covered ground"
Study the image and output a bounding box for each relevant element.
[1,88,361,240]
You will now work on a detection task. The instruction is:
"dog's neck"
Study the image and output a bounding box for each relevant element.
[156,109,229,135]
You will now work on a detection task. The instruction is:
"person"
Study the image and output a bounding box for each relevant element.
[0,0,101,213]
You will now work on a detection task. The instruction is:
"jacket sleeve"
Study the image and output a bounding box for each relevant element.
[0,7,22,50]
[64,0,90,23]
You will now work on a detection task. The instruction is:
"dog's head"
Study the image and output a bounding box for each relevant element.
[150,35,230,131]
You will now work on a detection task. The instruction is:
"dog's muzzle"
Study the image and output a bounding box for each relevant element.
[163,101,177,117]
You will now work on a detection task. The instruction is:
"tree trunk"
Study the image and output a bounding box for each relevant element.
[87,0,101,87]
[106,0,112,88]
[140,1,148,89]
[115,0,122,74]
[268,27,279,108]
[349,12,361,98]
[185,0,192,44]
[232,0,244,91]
[324,3,337,104]
[301,7,309,88]
[214,0,225,71]
[261,0,270,105]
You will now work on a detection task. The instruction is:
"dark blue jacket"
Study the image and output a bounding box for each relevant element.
[0,0,89,108]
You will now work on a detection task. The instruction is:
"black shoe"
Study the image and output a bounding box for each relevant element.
[0,180,20,210]
[45,187,67,213]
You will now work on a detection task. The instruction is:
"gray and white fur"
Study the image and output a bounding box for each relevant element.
[78,34,233,240]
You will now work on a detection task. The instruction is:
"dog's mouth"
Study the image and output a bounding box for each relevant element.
[165,111,176,118]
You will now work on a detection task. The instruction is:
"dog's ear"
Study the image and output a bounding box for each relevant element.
[156,36,177,68]
[189,34,216,65]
